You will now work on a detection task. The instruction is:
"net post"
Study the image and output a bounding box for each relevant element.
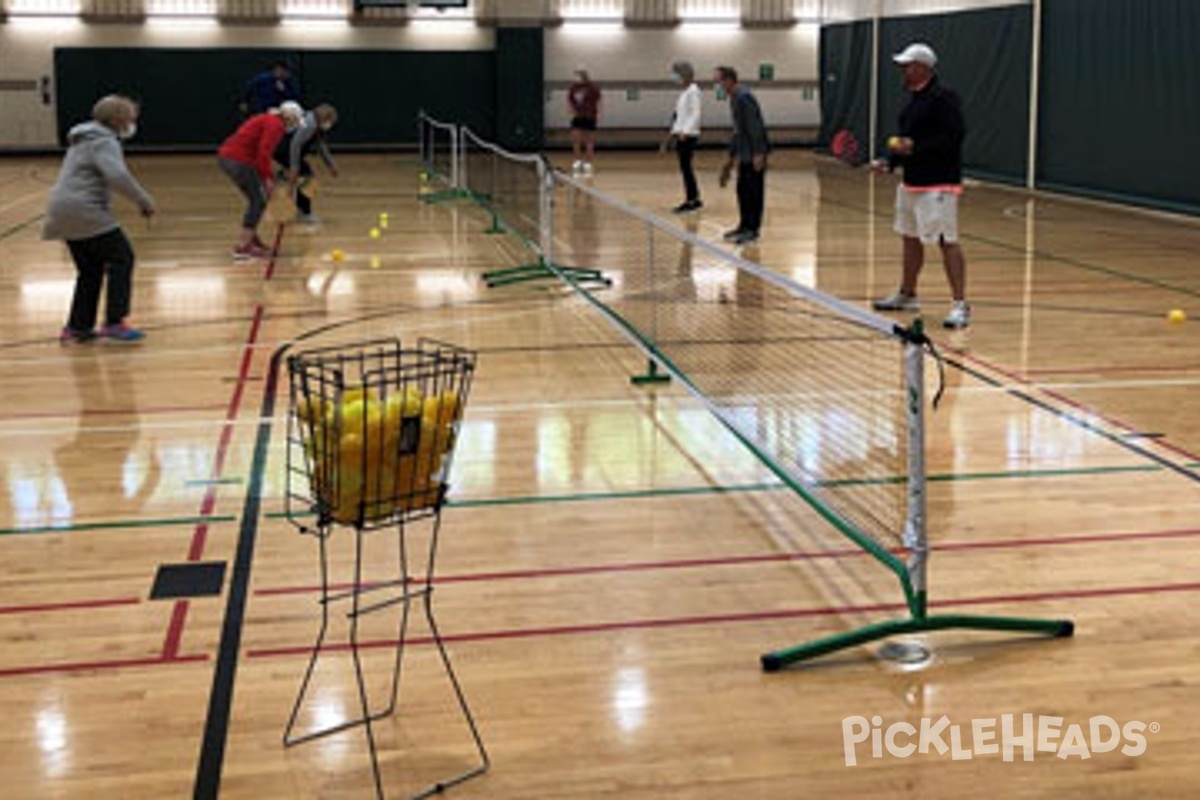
[450,125,459,190]
[538,159,552,263]
[418,110,427,168]
[631,220,670,385]
[903,318,929,620]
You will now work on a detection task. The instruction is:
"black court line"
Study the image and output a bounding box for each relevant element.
[944,356,1200,487]
[192,298,478,796]
[193,342,285,799]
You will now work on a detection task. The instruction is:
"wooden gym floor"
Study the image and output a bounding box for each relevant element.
[1,148,1199,798]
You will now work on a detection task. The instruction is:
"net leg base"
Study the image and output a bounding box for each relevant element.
[761,613,1074,672]
[631,360,671,386]
[484,262,612,289]
[419,188,469,204]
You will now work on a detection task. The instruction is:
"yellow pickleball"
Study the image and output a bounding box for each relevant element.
[331,248,345,262]
[1168,308,1187,323]
[369,227,381,239]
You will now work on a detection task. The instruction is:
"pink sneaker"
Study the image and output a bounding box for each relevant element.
[232,242,271,260]
[60,326,96,344]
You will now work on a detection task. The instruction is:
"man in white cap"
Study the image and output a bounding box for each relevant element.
[872,42,971,329]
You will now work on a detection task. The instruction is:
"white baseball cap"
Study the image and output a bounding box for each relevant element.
[893,43,937,67]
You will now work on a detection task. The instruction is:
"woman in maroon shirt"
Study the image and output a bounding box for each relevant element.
[568,67,601,176]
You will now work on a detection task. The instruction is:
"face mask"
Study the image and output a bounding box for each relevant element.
[671,74,682,85]
[120,122,137,140]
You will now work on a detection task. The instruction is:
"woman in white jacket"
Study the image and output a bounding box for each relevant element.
[667,61,703,213]
[43,95,155,343]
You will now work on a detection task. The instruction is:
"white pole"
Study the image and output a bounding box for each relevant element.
[869,0,881,157]
[1027,0,1042,189]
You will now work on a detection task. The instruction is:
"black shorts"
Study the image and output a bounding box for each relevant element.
[571,117,597,132]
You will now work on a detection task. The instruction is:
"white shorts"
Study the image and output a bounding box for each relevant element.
[894,186,960,244]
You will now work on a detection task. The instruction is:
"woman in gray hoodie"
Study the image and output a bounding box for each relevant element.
[43,95,155,343]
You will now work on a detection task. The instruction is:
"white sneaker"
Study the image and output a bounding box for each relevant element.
[943,301,971,329]
[294,212,321,226]
[872,290,921,312]
[582,162,594,176]
[571,160,583,174]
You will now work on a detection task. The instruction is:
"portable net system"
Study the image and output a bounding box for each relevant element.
[416,119,1073,670]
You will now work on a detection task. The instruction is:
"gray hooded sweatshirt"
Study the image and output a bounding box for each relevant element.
[42,121,154,242]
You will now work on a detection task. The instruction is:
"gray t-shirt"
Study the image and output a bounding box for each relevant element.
[42,121,154,242]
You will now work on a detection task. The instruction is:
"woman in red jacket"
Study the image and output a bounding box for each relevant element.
[218,106,300,259]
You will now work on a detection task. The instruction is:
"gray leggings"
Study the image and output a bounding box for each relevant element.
[218,156,267,229]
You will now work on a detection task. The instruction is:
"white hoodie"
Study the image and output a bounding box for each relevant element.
[42,121,154,242]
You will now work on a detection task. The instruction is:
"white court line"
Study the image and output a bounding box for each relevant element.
[0,396,670,438]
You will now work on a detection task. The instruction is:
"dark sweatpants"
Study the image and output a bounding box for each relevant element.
[66,227,135,331]
[736,161,766,235]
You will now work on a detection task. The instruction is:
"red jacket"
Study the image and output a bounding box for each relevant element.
[219,113,285,180]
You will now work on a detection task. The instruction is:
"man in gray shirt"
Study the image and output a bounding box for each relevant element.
[715,66,769,245]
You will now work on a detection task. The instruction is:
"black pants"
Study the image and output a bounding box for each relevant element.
[737,162,766,234]
[66,228,135,331]
[676,136,700,203]
[294,158,314,215]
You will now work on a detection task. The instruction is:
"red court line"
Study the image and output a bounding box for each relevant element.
[0,403,226,423]
[0,597,140,616]
[252,524,1200,598]
[162,304,265,659]
[246,578,1200,660]
[0,654,207,679]
[187,304,263,563]
[162,224,283,660]
[261,224,284,281]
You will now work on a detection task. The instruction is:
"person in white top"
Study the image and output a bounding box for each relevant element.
[666,61,703,213]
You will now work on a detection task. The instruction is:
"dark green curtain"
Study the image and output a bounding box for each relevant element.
[304,50,494,145]
[54,48,301,147]
[494,28,543,150]
[818,20,872,150]
[55,47,495,148]
[878,4,1032,184]
[1039,0,1200,213]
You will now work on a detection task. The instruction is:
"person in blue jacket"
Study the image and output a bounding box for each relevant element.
[241,60,300,116]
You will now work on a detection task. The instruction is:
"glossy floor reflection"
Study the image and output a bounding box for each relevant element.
[0,152,1198,798]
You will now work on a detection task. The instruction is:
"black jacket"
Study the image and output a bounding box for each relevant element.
[891,76,965,187]
[728,86,770,164]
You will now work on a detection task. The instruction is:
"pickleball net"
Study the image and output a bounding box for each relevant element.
[427,119,1074,668]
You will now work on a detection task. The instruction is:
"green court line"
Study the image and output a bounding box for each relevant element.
[260,462,1171,521]
[0,514,237,537]
[6,463,1182,536]
[0,214,44,242]
[185,478,244,488]
[448,481,783,509]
